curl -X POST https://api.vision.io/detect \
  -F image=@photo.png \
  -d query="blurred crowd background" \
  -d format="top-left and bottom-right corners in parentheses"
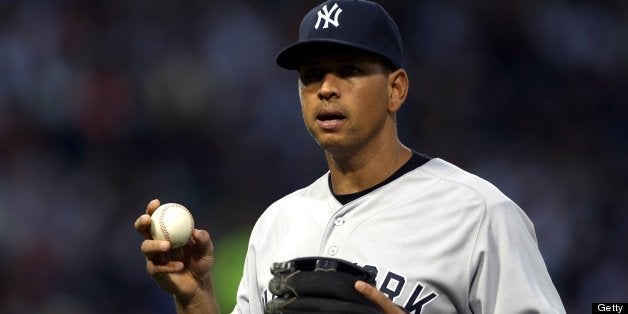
top-left (1, 0), bottom-right (626, 313)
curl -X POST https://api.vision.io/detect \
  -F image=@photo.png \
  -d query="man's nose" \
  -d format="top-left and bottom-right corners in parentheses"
top-left (318, 73), bottom-right (340, 100)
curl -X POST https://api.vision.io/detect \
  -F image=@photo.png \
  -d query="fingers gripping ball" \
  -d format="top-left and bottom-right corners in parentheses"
top-left (150, 203), bottom-right (194, 249)
top-left (265, 257), bottom-right (382, 314)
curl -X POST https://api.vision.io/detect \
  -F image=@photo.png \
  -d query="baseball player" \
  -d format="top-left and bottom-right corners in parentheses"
top-left (135, 1), bottom-right (566, 313)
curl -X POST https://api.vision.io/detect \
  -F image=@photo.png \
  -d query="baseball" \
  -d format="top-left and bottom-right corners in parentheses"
top-left (150, 203), bottom-right (194, 249)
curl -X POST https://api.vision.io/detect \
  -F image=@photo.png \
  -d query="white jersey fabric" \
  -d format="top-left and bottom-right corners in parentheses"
top-left (232, 158), bottom-right (565, 313)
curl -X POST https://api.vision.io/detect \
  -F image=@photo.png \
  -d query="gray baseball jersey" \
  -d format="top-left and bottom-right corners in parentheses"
top-left (231, 156), bottom-right (565, 313)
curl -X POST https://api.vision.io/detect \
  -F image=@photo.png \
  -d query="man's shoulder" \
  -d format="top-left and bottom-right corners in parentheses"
top-left (276, 172), bottom-right (331, 204)
top-left (416, 158), bottom-right (516, 208)
top-left (410, 158), bottom-right (534, 234)
top-left (249, 172), bottom-right (333, 238)
top-left (256, 172), bottom-right (331, 218)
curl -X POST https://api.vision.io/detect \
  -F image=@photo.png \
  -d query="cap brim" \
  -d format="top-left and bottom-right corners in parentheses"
top-left (275, 39), bottom-right (394, 70)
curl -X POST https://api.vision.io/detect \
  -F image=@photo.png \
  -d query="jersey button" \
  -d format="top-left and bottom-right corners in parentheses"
top-left (334, 217), bottom-right (345, 226)
top-left (328, 246), bottom-right (338, 256)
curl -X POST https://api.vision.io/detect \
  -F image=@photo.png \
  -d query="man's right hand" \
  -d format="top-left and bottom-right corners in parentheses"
top-left (134, 199), bottom-right (217, 312)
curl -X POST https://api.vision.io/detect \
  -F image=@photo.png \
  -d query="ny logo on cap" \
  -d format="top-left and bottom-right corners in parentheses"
top-left (315, 3), bottom-right (343, 29)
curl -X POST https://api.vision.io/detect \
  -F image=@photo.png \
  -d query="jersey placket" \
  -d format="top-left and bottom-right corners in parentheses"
top-left (319, 200), bottom-right (357, 258)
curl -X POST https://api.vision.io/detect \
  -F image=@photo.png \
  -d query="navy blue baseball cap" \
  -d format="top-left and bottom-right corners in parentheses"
top-left (276, 0), bottom-right (403, 70)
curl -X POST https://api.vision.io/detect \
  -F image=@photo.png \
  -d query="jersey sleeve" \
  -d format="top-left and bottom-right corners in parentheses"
top-left (230, 201), bottom-right (286, 314)
top-left (231, 250), bottom-right (256, 314)
top-left (230, 210), bottom-right (267, 314)
top-left (468, 197), bottom-right (565, 313)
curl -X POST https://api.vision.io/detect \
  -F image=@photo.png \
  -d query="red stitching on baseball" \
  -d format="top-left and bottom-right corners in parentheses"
top-left (159, 204), bottom-right (170, 241)
top-left (188, 209), bottom-right (194, 240)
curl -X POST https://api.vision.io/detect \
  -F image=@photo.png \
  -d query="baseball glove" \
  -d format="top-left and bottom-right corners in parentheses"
top-left (265, 256), bottom-right (382, 314)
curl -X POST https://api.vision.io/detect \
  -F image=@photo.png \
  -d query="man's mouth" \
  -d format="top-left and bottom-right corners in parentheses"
top-left (316, 110), bottom-right (346, 130)
top-left (317, 113), bottom-right (345, 121)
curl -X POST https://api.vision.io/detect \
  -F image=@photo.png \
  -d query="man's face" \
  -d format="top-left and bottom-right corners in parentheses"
top-left (298, 49), bottom-right (395, 155)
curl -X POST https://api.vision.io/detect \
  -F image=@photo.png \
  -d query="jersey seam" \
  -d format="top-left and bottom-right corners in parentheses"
top-left (419, 160), bottom-right (489, 313)
top-left (465, 195), bottom-right (487, 313)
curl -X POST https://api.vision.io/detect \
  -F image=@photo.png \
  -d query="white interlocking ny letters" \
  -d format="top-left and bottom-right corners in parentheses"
top-left (315, 3), bottom-right (343, 29)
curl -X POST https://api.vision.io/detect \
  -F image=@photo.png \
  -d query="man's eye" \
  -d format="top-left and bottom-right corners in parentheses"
top-left (300, 68), bottom-right (324, 83)
top-left (307, 68), bottom-right (323, 77)
top-left (339, 65), bottom-right (361, 77)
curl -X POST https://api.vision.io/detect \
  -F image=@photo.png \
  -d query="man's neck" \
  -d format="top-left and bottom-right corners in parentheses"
top-left (326, 141), bottom-right (412, 195)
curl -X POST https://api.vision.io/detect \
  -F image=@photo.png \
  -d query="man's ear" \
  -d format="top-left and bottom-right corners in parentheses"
top-left (388, 69), bottom-right (409, 112)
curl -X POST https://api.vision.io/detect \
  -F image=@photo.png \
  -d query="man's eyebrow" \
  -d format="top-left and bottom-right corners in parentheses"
top-left (299, 62), bottom-right (320, 67)
top-left (301, 58), bottom-right (368, 66)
